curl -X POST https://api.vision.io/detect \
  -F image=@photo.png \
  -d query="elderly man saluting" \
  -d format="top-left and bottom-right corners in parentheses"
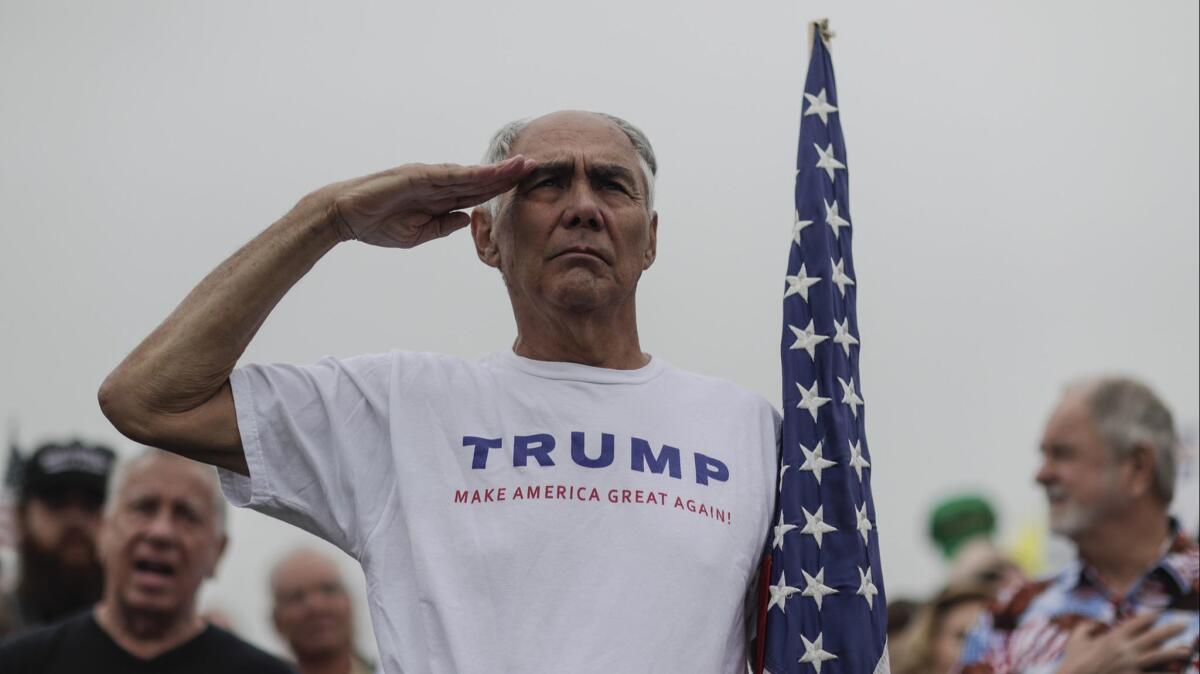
top-left (98, 111), bottom-right (778, 674)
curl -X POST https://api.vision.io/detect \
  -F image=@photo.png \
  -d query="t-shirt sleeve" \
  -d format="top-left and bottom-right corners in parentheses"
top-left (217, 353), bottom-right (396, 558)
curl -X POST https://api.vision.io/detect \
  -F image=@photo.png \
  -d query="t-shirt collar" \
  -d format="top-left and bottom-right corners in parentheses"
top-left (491, 349), bottom-right (665, 385)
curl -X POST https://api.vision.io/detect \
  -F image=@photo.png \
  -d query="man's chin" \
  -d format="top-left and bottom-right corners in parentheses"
top-left (546, 276), bottom-right (615, 312)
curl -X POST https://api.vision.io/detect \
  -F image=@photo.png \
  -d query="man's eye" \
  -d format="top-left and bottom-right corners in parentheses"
top-left (602, 181), bottom-right (627, 192)
top-left (535, 178), bottom-right (562, 188)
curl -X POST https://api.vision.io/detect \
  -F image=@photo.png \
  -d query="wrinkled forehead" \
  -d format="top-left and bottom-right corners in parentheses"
top-left (510, 112), bottom-right (640, 169)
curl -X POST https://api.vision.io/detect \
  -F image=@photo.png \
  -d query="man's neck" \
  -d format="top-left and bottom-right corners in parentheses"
top-left (297, 650), bottom-right (355, 674)
top-left (93, 601), bottom-right (206, 661)
top-left (511, 299), bottom-right (647, 369)
top-left (1074, 506), bottom-right (1171, 598)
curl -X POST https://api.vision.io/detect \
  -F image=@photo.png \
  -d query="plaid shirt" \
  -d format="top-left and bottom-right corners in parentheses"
top-left (959, 527), bottom-right (1199, 674)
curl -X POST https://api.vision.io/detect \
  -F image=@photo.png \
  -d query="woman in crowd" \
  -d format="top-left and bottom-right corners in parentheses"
top-left (890, 585), bottom-right (992, 674)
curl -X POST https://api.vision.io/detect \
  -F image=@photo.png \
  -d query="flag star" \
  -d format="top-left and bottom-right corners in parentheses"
top-left (801, 567), bottom-right (838, 610)
top-left (813, 143), bottom-right (846, 182)
top-left (832, 317), bottom-right (859, 357)
top-left (801, 505), bottom-right (837, 548)
top-left (799, 441), bottom-right (837, 484)
top-left (838, 376), bottom-right (864, 418)
top-left (856, 502), bottom-right (874, 546)
top-left (784, 263), bottom-right (821, 302)
top-left (768, 571), bottom-right (802, 613)
top-left (799, 632), bottom-right (838, 673)
top-left (830, 257), bottom-right (855, 297)
top-left (772, 511), bottom-right (797, 549)
top-left (823, 199), bottom-right (850, 238)
top-left (857, 566), bottom-right (880, 610)
top-left (787, 320), bottom-right (829, 360)
top-left (793, 210), bottom-right (814, 246)
top-left (778, 463), bottom-right (790, 491)
top-left (803, 87), bottom-right (838, 125)
top-left (849, 440), bottom-right (871, 482)
top-left (795, 381), bottom-right (831, 422)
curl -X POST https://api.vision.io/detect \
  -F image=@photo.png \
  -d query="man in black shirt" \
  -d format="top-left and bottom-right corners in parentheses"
top-left (0, 449), bottom-right (293, 673)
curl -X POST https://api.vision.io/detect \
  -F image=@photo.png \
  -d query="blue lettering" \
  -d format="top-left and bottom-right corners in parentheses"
top-left (462, 436), bottom-right (502, 469)
top-left (571, 432), bottom-right (615, 468)
top-left (514, 434), bottom-right (556, 467)
top-left (694, 452), bottom-right (729, 486)
top-left (630, 437), bottom-right (681, 479)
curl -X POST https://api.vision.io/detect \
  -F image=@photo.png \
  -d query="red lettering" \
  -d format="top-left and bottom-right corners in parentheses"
top-left (621, 489), bottom-right (633, 504)
top-left (556, 485), bottom-right (567, 499)
top-left (454, 490), bottom-right (469, 504)
top-left (470, 491), bottom-right (482, 504)
top-left (674, 496), bottom-right (685, 510)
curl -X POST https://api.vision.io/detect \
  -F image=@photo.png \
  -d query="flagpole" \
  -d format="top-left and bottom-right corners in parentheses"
top-left (809, 18), bottom-right (834, 54)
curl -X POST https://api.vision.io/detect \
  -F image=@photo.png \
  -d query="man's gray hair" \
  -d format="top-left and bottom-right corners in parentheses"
top-left (481, 112), bottom-right (658, 217)
top-left (106, 448), bottom-right (228, 535)
top-left (1070, 376), bottom-right (1178, 503)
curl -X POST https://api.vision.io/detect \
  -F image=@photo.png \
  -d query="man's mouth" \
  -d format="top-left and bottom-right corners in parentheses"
top-left (552, 246), bottom-right (608, 263)
top-left (1045, 487), bottom-right (1069, 505)
top-left (132, 559), bottom-right (177, 579)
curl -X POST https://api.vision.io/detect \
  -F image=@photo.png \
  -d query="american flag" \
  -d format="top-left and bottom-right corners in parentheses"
top-left (760, 21), bottom-right (889, 674)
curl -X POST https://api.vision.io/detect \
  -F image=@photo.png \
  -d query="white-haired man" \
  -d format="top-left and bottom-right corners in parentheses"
top-left (960, 377), bottom-right (1199, 674)
top-left (98, 111), bottom-right (778, 673)
top-left (0, 449), bottom-right (292, 673)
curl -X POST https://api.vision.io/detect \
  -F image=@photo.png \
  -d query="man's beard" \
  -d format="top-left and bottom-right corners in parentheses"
top-left (17, 530), bottom-right (104, 625)
top-left (1046, 473), bottom-right (1128, 538)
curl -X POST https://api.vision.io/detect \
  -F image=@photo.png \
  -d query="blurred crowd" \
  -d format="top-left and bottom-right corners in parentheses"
top-left (0, 375), bottom-right (1196, 673)
top-left (0, 444), bottom-right (372, 673)
top-left (886, 377), bottom-right (1199, 674)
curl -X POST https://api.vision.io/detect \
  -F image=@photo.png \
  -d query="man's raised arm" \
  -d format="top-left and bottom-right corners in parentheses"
top-left (98, 157), bottom-right (535, 475)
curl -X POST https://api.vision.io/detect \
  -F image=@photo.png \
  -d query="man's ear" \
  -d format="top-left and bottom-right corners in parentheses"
top-left (206, 533), bottom-right (229, 579)
top-left (642, 211), bottom-right (658, 270)
top-left (1125, 443), bottom-right (1157, 499)
top-left (471, 207), bottom-right (501, 269)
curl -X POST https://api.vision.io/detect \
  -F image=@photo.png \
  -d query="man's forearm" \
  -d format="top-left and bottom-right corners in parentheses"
top-left (99, 157), bottom-right (533, 461)
top-left (99, 191), bottom-right (341, 442)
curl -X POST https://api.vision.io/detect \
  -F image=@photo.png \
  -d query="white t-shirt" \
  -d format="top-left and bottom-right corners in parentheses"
top-left (219, 350), bottom-right (779, 674)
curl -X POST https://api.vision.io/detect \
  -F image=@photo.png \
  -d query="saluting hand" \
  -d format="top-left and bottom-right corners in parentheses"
top-left (320, 156), bottom-right (536, 248)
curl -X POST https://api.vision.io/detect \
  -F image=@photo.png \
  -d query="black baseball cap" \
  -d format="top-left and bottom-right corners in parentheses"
top-left (20, 440), bottom-right (116, 503)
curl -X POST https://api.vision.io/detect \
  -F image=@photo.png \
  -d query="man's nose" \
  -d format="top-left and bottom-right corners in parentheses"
top-left (144, 508), bottom-right (177, 541)
top-left (560, 183), bottom-right (604, 231)
top-left (1034, 460), bottom-right (1054, 487)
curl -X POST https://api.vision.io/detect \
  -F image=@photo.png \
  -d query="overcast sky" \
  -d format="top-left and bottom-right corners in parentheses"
top-left (2, 0), bottom-right (1197, 659)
